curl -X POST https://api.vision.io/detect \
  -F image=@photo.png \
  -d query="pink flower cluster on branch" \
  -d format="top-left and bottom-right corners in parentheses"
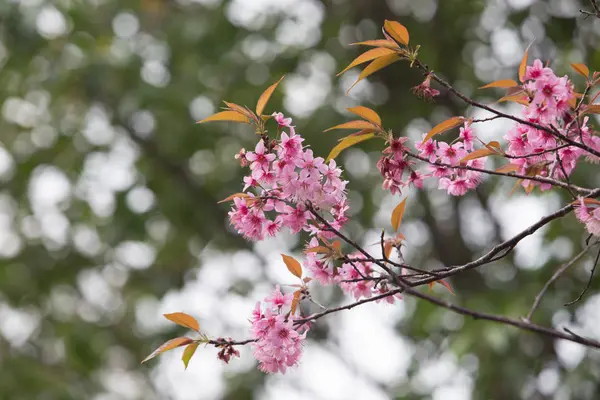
top-left (504, 60), bottom-right (600, 190)
top-left (250, 286), bottom-right (309, 374)
top-left (228, 115), bottom-right (348, 241)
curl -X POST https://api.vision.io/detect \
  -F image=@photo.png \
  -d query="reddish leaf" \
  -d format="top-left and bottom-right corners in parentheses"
top-left (479, 79), bottom-right (519, 89)
top-left (383, 20), bottom-right (410, 46)
top-left (460, 147), bottom-right (497, 163)
top-left (324, 120), bottom-right (379, 132)
top-left (571, 198), bottom-right (600, 206)
top-left (163, 312), bottom-right (200, 332)
top-left (351, 39), bottom-right (399, 49)
top-left (518, 42), bottom-right (533, 83)
top-left (217, 192), bottom-right (250, 204)
top-left (337, 47), bottom-right (397, 76)
top-left (326, 133), bottom-right (376, 162)
top-left (197, 111), bottom-right (251, 124)
top-left (347, 106), bottom-right (382, 126)
top-left (142, 337), bottom-right (194, 364)
top-left (346, 54), bottom-right (400, 94)
top-left (583, 104), bottom-right (600, 114)
top-left (256, 76), bottom-right (284, 116)
top-left (291, 290), bottom-right (302, 315)
top-left (495, 163), bottom-right (520, 173)
top-left (421, 116), bottom-right (464, 143)
top-left (182, 342), bottom-right (199, 370)
top-left (281, 254), bottom-right (303, 279)
top-left (571, 63), bottom-right (590, 79)
top-left (391, 197), bottom-right (408, 231)
top-left (428, 280), bottom-right (455, 295)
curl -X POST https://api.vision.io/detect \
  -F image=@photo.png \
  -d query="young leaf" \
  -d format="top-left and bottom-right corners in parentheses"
top-left (518, 42), bottom-right (533, 83)
top-left (256, 76), bottom-right (284, 117)
top-left (337, 47), bottom-right (397, 76)
top-left (351, 39), bottom-right (399, 49)
top-left (346, 54), bottom-right (400, 94)
top-left (571, 63), bottom-right (590, 79)
top-left (324, 120), bottom-right (379, 132)
top-left (326, 133), bottom-right (376, 162)
top-left (141, 337), bottom-right (194, 364)
top-left (197, 111), bottom-right (251, 124)
top-left (290, 290), bottom-right (302, 315)
top-left (383, 20), bottom-right (410, 46)
top-left (391, 197), bottom-right (407, 231)
top-left (182, 342), bottom-right (199, 370)
top-left (163, 312), bottom-right (201, 332)
top-left (428, 280), bottom-right (455, 295)
top-left (495, 163), bottom-right (520, 173)
top-left (304, 246), bottom-right (332, 254)
top-left (347, 106), bottom-right (382, 126)
top-left (572, 198), bottom-right (600, 206)
top-left (497, 93), bottom-right (530, 106)
top-left (479, 79), bottom-right (519, 89)
top-left (583, 104), bottom-right (600, 114)
top-left (383, 240), bottom-right (393, 259)
top-left (281, 254), bottom-right (303, 279)
top-left (217, 192), bottom-right (250, 204)
top-left (460, 147), bottom-right (497, 163)
top-left (421, 116), bottom-right (464, 143)
top-left (223, 101), bottom-right (253, 118)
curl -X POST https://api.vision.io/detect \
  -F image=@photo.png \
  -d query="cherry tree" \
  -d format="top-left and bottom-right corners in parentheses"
top-left (141, 17), bottom-right (600, 374)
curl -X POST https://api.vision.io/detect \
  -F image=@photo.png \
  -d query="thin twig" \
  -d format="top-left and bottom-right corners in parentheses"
top-left (525, 244), bottom-right (596, 321)
top-left (565, 246), bottom-right (600, 306)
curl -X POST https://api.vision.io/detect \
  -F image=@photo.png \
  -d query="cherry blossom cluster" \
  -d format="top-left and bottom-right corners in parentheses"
top-left (304, 238), bottom-right (402, 302)
top-left (228, 113), bottom-right (348, 241)
top-left (504, 59), bottom-right (600, 190)
top-left (250, 286), bottom-right (309, 374)
top-left (377, 126), bottom-right (486, 196)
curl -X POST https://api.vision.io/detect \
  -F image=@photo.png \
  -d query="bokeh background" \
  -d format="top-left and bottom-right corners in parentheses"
top-left (1, 0), bottom-right (600, 399)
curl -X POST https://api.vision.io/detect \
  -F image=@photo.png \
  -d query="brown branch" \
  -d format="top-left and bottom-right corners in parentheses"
top-left (525, 244), bottom-right (597, 322)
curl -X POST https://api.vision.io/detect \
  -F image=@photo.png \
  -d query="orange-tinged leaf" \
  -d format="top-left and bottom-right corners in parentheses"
top-left (337, 47), bottom-right (397, 76)
top-left (182, 342), bottom-right (199, 370)
top-left (422, 116), bottom-right (464, 143)
top-left (282, 254), bottom-right (303, 279)
top-left (326, 133), bottom-right (376, 162)
top-left (142, 337), bottom-right (194, 364)
top-left (223, 101), bottom-right (253, 118)
top-left (163, 312), bottom-right (200, 332)
top-left (391, 197), bottom-right (407, 231)
top-left (343, 129), bottom-right (378, 138)
top-left (571, 63), bottom-right (590, 79)
top-left (324, 120), bottom-right (379, 132)
top-left (583, 104), bottom-right (600, 114)
top-left (498, 93), bottom-right (530, 106)
top-left (383, 20), bottom-right (409, 46)
top-left (304, 246), bottom-right (331, 254)
top-left (347, 106), bottom-right (382, 126)
top-left (256, 76), bottom-right (284, 116)
top-left (290, 290), bottom-right (302, 315)
top-left (479, 79), bottom-right (519, 89)
top-left (217, 192), bottom-right (250, 204)
top-left (428, 280), bottom-right (455, 294)
top-left (351, 39), bottom-right (399, 49)
top-left (460, 147), bottom-right (497, 163)
top-left (495, 163), bottom-right (520, 173)
top-left (197, 111), bottom-right (251, 124)
top-left (384, 241), bottom-right (393, 259)
top-left (571, 198), bottom-right (600, 206)
top-left (346, 54), bottom-right (400, 94)
top-left (518, 43), bottom-right (533, 83)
